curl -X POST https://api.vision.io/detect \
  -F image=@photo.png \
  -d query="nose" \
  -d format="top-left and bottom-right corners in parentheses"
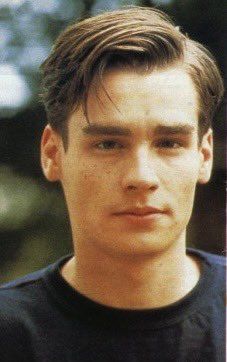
top-left (121, 145), bottom-right (159, 192)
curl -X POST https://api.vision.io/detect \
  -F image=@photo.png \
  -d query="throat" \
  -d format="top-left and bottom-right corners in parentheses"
top-left (61, 251), bottom-right (201, 310)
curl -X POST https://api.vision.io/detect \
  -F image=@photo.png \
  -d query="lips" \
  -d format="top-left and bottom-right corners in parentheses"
top-left (112, 206), bottom-right (165, 228)
top-left (114, 206), bottom-right (164, 216)
top-left (112, 206), bottom-right (167, 229)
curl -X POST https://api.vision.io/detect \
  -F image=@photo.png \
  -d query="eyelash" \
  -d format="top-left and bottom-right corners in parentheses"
top-left (155, 139), bottom-right (184, 149)
top-left (93, 138), bottom-right (185, 152)
top-left (93, 139), bottom-right (123, 150)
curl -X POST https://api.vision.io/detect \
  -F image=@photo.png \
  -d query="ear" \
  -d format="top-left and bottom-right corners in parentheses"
top-left (198, 128), bottom-right (213, 184)
top-left (41, 125), bottom-right (63, 182)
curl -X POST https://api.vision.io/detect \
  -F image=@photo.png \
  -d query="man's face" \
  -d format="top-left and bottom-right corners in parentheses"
top-left (42, 66), bottom-right (212, 257)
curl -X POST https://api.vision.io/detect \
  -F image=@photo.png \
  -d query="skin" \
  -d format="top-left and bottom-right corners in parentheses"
top-left (41, 66), bottom-right (213, 309)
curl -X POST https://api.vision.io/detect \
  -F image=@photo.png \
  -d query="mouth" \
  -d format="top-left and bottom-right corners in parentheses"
top-left (114, 207), bottom-right (164, 216)
top-left (113, 207), bottom-right (166, 227)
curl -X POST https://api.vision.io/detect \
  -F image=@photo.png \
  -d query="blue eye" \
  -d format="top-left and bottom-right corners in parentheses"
top-left (96, 140), bottom-right (123, 150)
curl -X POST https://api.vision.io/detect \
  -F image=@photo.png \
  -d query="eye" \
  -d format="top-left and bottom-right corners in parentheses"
top-left (156, 139), bottom-right (183, 149)
top-left (95, 140), bottom-right (123, 150)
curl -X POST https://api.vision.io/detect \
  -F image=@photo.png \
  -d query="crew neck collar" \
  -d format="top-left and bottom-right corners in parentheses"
top-left (42, 248), bottom-right (213, 330)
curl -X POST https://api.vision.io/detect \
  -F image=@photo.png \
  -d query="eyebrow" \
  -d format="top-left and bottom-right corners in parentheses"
top-left (82, 124), bottom-right (196, 136)
top-left (82, 125), bottom-right (131, 136)
top-left (153, 124), bottom-right (196, 136)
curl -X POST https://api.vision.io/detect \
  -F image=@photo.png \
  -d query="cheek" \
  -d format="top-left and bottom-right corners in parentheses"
top-left (80, 162), bottom-right (112, 183)
top-left (162, 155), bottom-right (200, 199)
top-left (176, 176), bottom-right (199, 215)
top-left (73, 162), bottom-right (114, 204)
top-left (167, 153), bottom-right (200, 180)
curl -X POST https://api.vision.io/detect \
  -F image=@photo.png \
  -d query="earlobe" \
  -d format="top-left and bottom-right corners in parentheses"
top-left (41, 125), bottom-right (62, 182)
top-left (198, 128), bottom-right (213, 184)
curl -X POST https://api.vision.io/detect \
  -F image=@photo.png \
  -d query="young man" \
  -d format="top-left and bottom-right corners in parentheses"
top-left (0, 6), bottom-right (225, 361)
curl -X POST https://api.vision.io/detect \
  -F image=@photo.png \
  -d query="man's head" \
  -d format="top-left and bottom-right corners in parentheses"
top-left (40, 6), bottom-right (224, 148)
top-left (40, 6), bottom-right (223, 258)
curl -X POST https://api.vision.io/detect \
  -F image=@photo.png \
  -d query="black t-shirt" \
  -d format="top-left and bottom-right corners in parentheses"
top-left (0, 248), bottom-right (225, 361)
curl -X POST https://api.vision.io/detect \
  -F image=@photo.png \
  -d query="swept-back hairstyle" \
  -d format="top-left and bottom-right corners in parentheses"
top-left (40, 6), bottom-right (224, 147)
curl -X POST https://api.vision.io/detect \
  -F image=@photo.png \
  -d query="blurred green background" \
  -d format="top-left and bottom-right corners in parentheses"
top-left (0, 0), bottom-right (226, 283)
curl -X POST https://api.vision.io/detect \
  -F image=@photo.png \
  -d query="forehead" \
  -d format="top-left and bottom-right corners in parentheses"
top-left (70, 66), bottom-right (199, 132)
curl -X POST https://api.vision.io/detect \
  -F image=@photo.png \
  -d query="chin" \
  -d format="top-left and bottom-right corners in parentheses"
top-left (96, 233), bottom-right (177, 258)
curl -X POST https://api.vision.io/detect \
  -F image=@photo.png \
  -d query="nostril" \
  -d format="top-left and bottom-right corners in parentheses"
top-left (127, 185), bottom-right (137, 191)
top-left (125, 182), bottom-right (159, 192)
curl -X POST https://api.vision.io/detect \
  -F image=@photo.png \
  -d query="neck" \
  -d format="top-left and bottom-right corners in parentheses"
top-left (61, 235), bottom-right (201, 309)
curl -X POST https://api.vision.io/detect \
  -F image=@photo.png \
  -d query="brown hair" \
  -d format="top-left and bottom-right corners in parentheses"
top-left (40, 6), bottom-right (224, 147)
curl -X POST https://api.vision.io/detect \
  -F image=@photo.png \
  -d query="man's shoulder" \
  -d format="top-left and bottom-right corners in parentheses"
top-left (188, 247), bottom-right (226, 267)
top-left (0, 254), bottom-right (71, 312)
top-left (188, 248), bottom-right (226, 300)
top-left (0, 254), bottom-right (70, 294)
top-left (1, 267), bottom-right (46, 290)
top-left (0, 266), bottom-right (48, 317)
top-left (0, 266), bottom-right (54, 360)
top-left (0, 263), bottom-right (49, 291)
